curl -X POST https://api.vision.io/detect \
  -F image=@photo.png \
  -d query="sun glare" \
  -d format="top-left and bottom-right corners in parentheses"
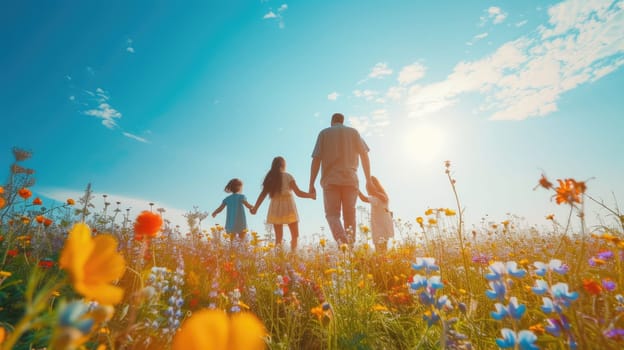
top-left (403, 124), bottom-right (447, 164)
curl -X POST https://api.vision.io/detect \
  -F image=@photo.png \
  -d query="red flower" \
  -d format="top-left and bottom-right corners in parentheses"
top-left (36, 215), bottom-right (45, 224)
top-left (583, 278), bottom-right (603, 295)
top-left (7, 249), bottom-right (18, 257)
top-left (555, 178), bottom-right (586, 205)
top-left (18, 188), bottom-right (32, 200)
top-left (32, 197), bottom-right (43, 205)
top-left (38, 259), bottom-right (55, 269)
top-left (43, 218), bottom-right (53, 227)
top-left (134, 211), bottom-right (163, 241)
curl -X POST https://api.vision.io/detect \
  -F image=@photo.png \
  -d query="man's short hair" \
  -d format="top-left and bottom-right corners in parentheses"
top-left (331, 113), bottom-right (344, 124)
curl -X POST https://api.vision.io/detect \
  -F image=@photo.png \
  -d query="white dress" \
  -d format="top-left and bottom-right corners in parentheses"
top-left (370, 196), bottom-right (394, 244)
top-left (266, 172), bottom-right (299, 224)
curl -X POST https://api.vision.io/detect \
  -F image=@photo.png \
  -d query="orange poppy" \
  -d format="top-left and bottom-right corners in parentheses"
top-left (0, 197), bottom-right (5, 209)
top-left (36, 215), bottom-right (45, 224)
top-left (44, 218), bottom-right (53, 227)
top-left (134, 211), bottom-right (163, 241)
top-left (32, 197), bottom-right (43, 205)
top-left (537, 174), bottom-right (553, 189)
top-left (582, 278), bottom-right (603, 295)
top-left (18, 188), bottom-right (32, 200)
top-left (67, 198), bottom-right (75, 206)
top-left (554, 178), bottom-right (585, 205)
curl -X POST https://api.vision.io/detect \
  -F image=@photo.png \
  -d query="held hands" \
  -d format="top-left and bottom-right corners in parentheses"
top-left (250, 206), bottom-right (258, 215)
top-left (309, 185), bottom-right (317, 200)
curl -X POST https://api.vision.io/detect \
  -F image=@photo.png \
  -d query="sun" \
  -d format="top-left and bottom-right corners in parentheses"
top-left (402, 124), bottom-right (447, 164)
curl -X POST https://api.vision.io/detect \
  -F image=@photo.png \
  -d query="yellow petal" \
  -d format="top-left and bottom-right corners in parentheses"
top-left (75, 282), bottom-right (124, 305)
top-left (60, 223), bottom-right (94, 283)
top-left (83, 235), bottom-right (126, 284)
top-left (172, 310), bottom-right (229, 350)
top-left (229, 312), bottom-right (266, 350)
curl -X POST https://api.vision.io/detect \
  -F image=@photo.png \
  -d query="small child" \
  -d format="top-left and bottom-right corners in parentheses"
top-left (212, 178), bottom-right (254, 240)
top-left (251, 156), bottom-right (313, 252)
top-left (358, 176), bottom-right (394, 253)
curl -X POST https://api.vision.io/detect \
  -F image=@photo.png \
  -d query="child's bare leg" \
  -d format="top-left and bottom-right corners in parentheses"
top-left (274, 224), bottom-right (284, 246)
top-left (287, 222), bottom-right (299, 252)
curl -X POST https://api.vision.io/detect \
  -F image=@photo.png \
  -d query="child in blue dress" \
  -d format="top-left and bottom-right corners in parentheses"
top-left (212, 178), bottom-right (254, 240)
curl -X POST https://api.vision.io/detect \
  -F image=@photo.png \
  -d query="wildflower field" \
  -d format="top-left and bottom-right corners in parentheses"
top-left (1, 148), bottom-right (623, 350)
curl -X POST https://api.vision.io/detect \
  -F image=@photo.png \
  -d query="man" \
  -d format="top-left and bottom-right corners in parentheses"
top-left (309, 113), bottom-right (372, 245)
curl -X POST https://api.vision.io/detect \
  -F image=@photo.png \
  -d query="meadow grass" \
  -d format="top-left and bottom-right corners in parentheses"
top-left (1, 148), bottom-right (623, 350)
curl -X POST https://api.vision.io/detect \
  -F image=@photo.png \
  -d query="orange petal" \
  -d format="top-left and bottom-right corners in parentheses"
top-left (229, 312), bottom-right (266, 350)
top-left (172, 310), bottom-right (229, 350)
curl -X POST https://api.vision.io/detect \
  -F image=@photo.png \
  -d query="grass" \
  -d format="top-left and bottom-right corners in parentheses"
top-left (1, 148), bottom-right (623, 349)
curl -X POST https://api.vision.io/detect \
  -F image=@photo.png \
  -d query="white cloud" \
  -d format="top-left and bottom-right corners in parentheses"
top-left (126, 38), bottom-right (135, 53)
top-left (263, 3), bottom-right (287, 28)
top-left (353, 89), bottom-right (379, 101)
top-left (263, 11), bottom-right (277, 19)
top-left (474, 32), bottom-right (489, 40)
top-left (516, 20), bottom-right (528, 27)
top-left (84, 103), bottom-right (122, 128)
top-left (327, 92), bottom-right (339, 100)
top-left (123, 132), bottom-right (149, 143)
top-left (386, 86), bottom-right (405, 100)
top-left (398, 62), bottom-right (426, 85)
top-left (39, 187), bottom-right (190, 231)
top-left (347, 115), bottom-right (370, 134)
top-left (488, 6), bottom-right (508, 24)
top-left (403, 0), bottom-right (624, 121)
top-left (368, 62), bottom-right (393, 78)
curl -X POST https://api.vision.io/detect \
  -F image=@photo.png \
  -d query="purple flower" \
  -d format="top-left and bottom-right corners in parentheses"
top-left (602, 279), bottom-right (617, 292)
top-left (472, 253), bottom-right (489, 265)
top-left (604, 328), bottom-right (624, 340)
top-left (486, 281), bottom-right (507, 301)
top-left (597, 250), bottom-right (614, 260)
top-left (534, 259), bottom-right (569, 276)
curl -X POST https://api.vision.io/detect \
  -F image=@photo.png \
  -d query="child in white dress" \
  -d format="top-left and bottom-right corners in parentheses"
top-left (251, 156), bottom-right (313, 252)
top-left (358, 176), bottom-right (394, 252)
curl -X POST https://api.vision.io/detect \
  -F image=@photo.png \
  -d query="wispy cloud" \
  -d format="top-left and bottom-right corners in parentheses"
top-left (126, 38), bottom-right (135, 53)
top-left (353, 89), bottom-right (379, 101)
top-left (368, 62), bottom-right (393, 79)
top-left (327, 92), bottom-right (339, 101)
top-left (263, 3), bottom-right (288, 28)
top-left (398, 62), bottom-right (426, 85)
top-left (515, 20), bottom-right (528, 27)
top-left (480, 6), bottom-right (508, 25)
top-left (401, 0), bottom-right (624, 120)
top-left (348, 109), bottom-right (390, 136)
top-left (123, 132), bottom-right (148, 143)
top-left (83, 88), bottom-right (121, 129)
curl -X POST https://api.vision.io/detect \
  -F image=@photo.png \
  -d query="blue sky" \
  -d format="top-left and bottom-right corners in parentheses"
top-left (1, 0), bottom-right (623, 242)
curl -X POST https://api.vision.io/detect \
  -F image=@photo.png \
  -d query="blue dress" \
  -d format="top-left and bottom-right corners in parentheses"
top-left (223, 193), bottom-right (247, 234)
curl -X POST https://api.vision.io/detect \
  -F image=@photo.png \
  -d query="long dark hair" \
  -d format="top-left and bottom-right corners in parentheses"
top-left (262, 156), bottom-right (284, 197)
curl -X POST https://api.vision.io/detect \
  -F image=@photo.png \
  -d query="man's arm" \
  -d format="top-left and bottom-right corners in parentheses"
top-left (360, 150), bottom-right (373, 194)
top-left (309, 157), bottom-right (321, 199)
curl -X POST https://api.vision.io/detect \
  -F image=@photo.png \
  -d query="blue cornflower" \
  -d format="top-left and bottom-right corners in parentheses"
top-left (551, 282), bottom-right (579, 306)
top-left (545, 318), bottom-right (563, 337)
top-left (428, 275), bottom-right (444, 290)
top-left (409, 274), bottom-right (428, 291)
top-left (533, 259), bottom-right (569, 276)
top-left (486, 261), bottom-right (526, 281)
top-left (496, 329), bottom-right (539, 350)
top-left (541, 297), bottom-right (559, 314)
top-left (492, 297), bottom-right (526, 320)
top-left (486, 280), bottom-right (507, 301)
top-left (436, 295), bottom-right (453, 311)
top-left (531, 279), bottom-right (549, 295)
top-left (58, 301), bottom-right (95, 334)
top-left (423, 310), bottom-right (440, 326)
top-left (411, 257), bottom-right (439, 273)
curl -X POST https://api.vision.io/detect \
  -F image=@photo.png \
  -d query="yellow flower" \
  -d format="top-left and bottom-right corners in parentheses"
top-left (444, 208), bottom-right (456, 216)
top-left (319, 238), bottom-right (326, 248)
top-left (59, 223), bottom-right (126, 305)
top-left (372, 304), bottom-right (388, 312)
top-left (360, 225), bottom-right (370, 233)
top-left (0, 326), bottom-right (5, 345)
top-left (416, 217), bottom-right (424, 225)
top-left (424, 208), bottom-right (434, 216)
top-left (172, 310), bottom-right (266, 350)
top-left (428, 218), bottom-right (437, 225)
